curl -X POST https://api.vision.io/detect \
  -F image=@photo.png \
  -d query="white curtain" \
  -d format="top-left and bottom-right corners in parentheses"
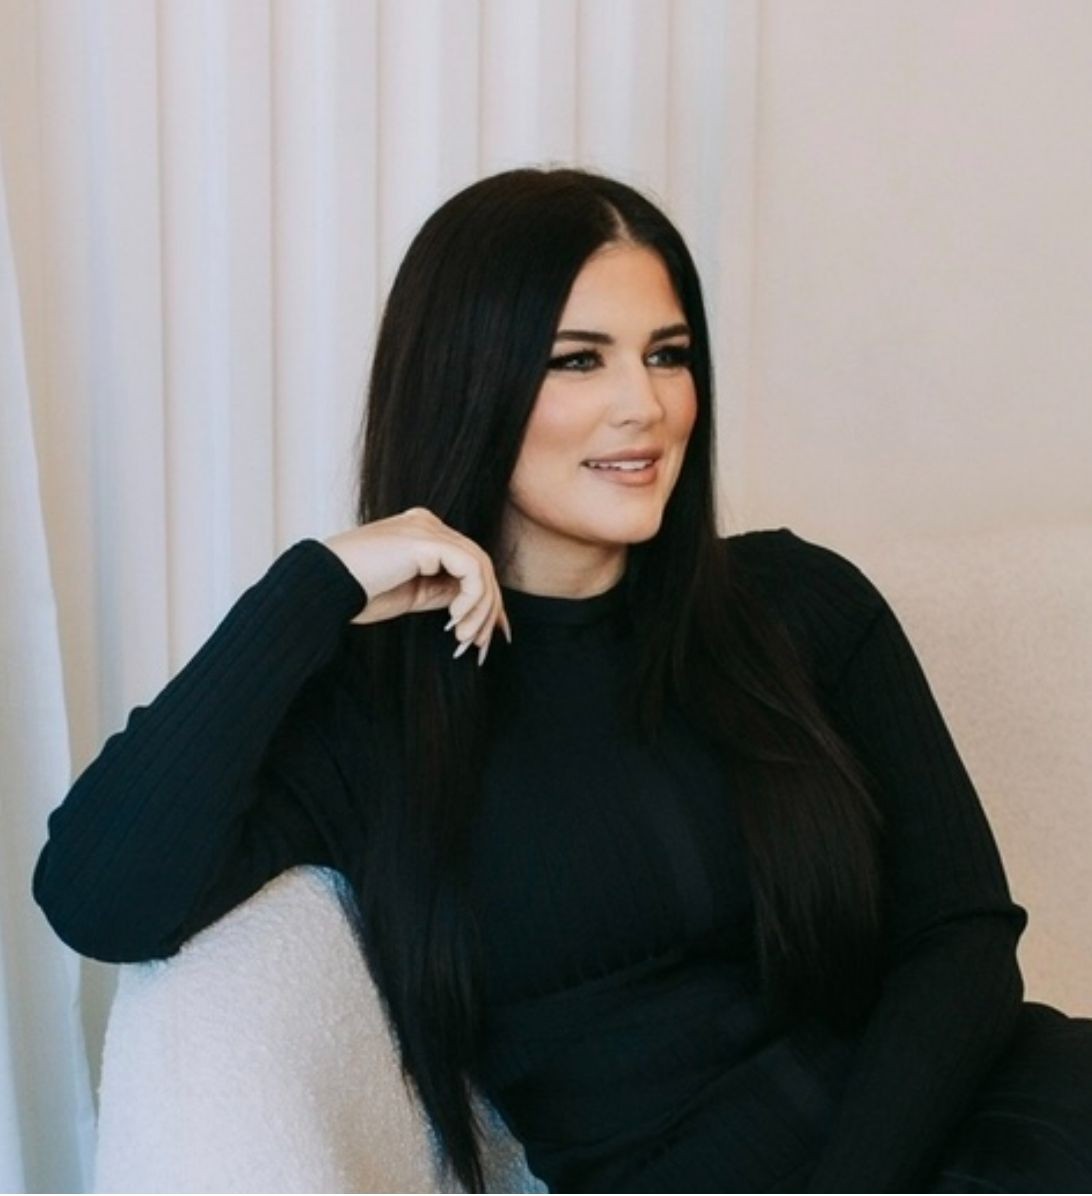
top-left (0, 1), bottom-right (755, 1189)
top-left (0, 137), bottom-right (97, 1195)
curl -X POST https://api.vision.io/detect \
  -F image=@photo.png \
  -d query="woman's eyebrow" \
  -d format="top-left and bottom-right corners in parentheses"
top-left (553, 322), bottom-right (691, 345)
top-left (649, 322), bottom-right (691, 342)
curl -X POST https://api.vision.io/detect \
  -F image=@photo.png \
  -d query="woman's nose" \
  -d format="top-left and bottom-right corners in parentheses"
top-left (613, 359), bottom-right (665, 423)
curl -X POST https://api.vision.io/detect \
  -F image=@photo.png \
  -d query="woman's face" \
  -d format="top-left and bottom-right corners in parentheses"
top-left (499, 241), bottom-right (698, 595)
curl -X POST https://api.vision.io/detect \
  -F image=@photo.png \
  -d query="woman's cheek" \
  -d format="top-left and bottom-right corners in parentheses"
top-left (528, 385), bottom-right (597, 449)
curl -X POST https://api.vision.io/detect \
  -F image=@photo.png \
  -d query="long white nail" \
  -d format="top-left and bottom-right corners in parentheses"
top-left (453, 639), bottom-right (472, 659)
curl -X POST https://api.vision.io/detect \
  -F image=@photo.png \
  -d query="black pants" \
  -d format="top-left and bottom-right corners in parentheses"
top-left (552, 1000), bottom-right (1092, 1193)
top-left (928, 1001), bottom-right (1092, 1193)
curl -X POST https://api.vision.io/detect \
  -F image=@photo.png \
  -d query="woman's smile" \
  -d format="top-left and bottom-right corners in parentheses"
top-left (580, 458), bottom-right (660, 484)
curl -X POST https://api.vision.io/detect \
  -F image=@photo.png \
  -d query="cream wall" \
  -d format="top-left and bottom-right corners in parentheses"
top-left (741, 2), bottom-right (1092, 539)
top-left (736, 2), bottom-right (1092, 1011)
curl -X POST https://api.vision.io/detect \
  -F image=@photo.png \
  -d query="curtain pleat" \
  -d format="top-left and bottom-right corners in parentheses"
top-left (270, 0), bottom-right (379, 546)
top-left (0, 133), bottom-right (96, 1195)
top-left (159, 0), bottom-right (276, 664)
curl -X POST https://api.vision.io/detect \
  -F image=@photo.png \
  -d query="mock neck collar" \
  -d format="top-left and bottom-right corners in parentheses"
top-left (499, 572), bottom-right (628, 628)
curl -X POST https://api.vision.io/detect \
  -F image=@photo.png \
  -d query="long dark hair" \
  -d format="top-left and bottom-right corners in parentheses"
top-left (338, 167), bottom-right (883, 1192)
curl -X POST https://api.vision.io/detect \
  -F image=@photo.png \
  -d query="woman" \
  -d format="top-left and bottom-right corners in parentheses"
top-left (33, 167), bottom-right (1092, 1193)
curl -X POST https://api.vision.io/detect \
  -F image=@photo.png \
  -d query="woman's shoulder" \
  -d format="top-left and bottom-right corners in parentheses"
top-left (723, 526), bottom-right (885, 610)
top-left (722, 526), bottom-right (889, 688)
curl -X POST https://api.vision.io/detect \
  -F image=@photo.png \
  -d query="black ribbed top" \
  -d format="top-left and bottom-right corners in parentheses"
top-left (31, 528), bottom-right (1028, 1193)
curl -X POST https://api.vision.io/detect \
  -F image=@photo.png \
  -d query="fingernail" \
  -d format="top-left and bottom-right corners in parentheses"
top-left (502, 613), bottom-right (512, 644)
top-left (478, 640), bottom-right (490, 667)
top-left (453, 639), bottom-right (472, 659)
top-left (444, 615), bottom-right (458, 631)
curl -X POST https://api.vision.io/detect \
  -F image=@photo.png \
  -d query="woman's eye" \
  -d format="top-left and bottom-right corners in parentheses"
top-left (547, 350), bottom-right (602, 372)
top-left (647, 344), bottom-right (692, 368)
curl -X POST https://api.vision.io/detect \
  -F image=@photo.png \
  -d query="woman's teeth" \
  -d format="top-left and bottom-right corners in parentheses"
top-left (584, 460), bottom-right (654, 471)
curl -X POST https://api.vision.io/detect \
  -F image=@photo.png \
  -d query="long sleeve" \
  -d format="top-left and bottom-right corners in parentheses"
top-left (32, 538), bottom-right (371, 964)
top-left (796, 542), bottom-right (1028, 1192)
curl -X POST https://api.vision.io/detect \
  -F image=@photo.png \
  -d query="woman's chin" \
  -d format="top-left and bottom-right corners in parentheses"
top-left (579, 508), bottom-right (665, 545)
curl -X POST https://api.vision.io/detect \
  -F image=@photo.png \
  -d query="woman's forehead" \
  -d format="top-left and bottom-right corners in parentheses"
top-left (558, 243), bottom-right (684, 329)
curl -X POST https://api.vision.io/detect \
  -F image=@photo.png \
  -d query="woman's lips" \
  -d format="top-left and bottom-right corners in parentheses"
top-left (581, 460), bottom-right (660, 486)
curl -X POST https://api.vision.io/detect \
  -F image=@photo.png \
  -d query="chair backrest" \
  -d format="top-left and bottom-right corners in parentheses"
top-left (850, 523), bottom-right (1092, 1009)
top-left (94, 865), bottom-right (546, 1193)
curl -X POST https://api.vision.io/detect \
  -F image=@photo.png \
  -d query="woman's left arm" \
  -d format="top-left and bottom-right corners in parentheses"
top-left (803, 571), bottom-right (1028, 1193)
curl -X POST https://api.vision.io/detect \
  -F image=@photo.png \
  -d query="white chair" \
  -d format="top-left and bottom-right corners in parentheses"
top-left (93, 865), bottom-right (546, 1194)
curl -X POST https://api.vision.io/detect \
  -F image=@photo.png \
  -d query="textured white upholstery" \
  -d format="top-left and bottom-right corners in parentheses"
top-left (93, 866), bottom-right (546, 1194)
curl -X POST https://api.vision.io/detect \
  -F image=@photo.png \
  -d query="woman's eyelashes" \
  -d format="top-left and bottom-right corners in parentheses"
top-left (546, 343), bottom-right (692, 373)
top-left (547, 349), bottom-right (602, 372)
top-left (648, 344), bottom-right (692, 368)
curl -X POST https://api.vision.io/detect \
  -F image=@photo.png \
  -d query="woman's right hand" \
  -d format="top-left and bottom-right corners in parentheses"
top-left (323, 508), bottom-right (512, 665)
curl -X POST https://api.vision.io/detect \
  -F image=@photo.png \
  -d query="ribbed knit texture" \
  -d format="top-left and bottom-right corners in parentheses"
top-left (32, 528), bottom-right (1029, 1193)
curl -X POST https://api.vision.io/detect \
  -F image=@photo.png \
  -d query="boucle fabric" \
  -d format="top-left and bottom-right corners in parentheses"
top-left (94, 865), bottom-right (544, 1193)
